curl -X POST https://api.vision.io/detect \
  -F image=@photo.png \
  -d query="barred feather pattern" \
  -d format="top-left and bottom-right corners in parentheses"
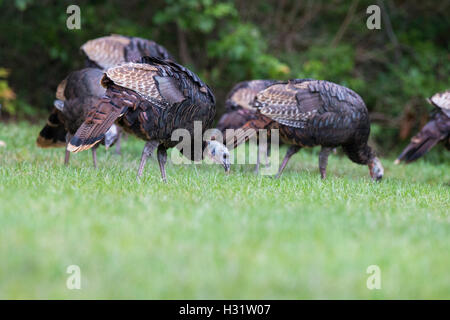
top-left (219, 80), bottom-right (277, 143)
top-left (233, 79), bottom-right (376, 165)
top-left (225, 80), bottom-right (277, 111)
top-left (69, 57), bottom-right (216, 161)
top-left (81, 35), bottom-right (173, 70)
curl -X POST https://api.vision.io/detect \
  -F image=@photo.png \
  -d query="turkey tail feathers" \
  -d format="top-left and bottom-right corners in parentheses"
top-left (36, 109), bottom-right (67, 148)
top-left (396, 136), bottom-right (441, 164)
top-left (396, 118), bottom-right (445, 164)
top-left (229, 116), bottom-right (275, 149)
top-left (230, 122), bottom-right (258, 149)
top-left (67, 98), bottom-right (126, 153)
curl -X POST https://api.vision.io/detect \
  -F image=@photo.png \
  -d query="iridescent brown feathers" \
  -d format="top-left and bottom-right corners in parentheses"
top-left (396, 90), bottom-right (450, 164)
top-left (68, 56), bottom-right (228, 180)
top-left (81, 35), bottom-right (174, 70)
top-left (229, 79), bottom-right (382, 180)
top-left (68, 56), bottom-right (216, 154)
top-left (37, 68), bottom-right (112, 150)
top-left (225, 80), bottom-right (277, 111)
top-left (218, 80), bottom-right (277, 145)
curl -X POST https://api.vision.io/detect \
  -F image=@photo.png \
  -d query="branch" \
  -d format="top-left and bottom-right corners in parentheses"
top-left (177, 24), bottom-right (193, 66)
top-left (331, 0), bottom-right (359, 47)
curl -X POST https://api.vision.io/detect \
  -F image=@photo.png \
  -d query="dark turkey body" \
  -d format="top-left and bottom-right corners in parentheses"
top-left (232, 79), bottom-right (382, 179)
top-left (396, 109), bottom-right (450, 163)
top-left (217, 109), bottom-right (259, 132)
top-left (68, 57), bottom-right (218, 180)
top-left (434, 111), bottom-right (450, 148)
top-left (276, 107), bottom-right (370, 148)
top-left (225, 80), bottom-right (278, 111)
top-left (108, 85), bottom-right (214, 160)
top-left (258, 80), bottom-right (372, 164)
top-left (62, 68), bottom-right (105, 135)
top-left (426, 111), bottom-right (450, 151)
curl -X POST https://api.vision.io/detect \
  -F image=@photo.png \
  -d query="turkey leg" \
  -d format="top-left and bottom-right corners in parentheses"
top-left (64, 148), bottom-right (71, 165)
top-left (157, 145), bottom-right (168, 183)
top-left (64, 133), bottom-right (73, 165)
top-left (266, 143), bottom-right (271, 166)
top-left (115, 131), bottom-right (122, 155)
top-left (319, 147), bottom-right (332, 179)
top-left (137, 140), bottom-right (159, 180)
top-left (275, 145), bottom-right (301, 178)
top-left (92, 144), bottom-right (99, 169)
top-left (255, 141), bottom-right (271, 174)
top-left (254, 143), bottom-right (261, 174)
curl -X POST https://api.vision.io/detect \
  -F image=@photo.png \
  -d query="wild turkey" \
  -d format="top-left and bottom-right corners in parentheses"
top-left (218, 80), bottom-right (277, 130)
top-left (81, 34), bottom-right (174, 70)
top-left (67, 57), bottom-right (230, 182)
top-left (231, 79), bottom-right (384, 180)
top-left (217, 80), bottom-right (277, 172)
top-left (36, 68), bottom-right (119, 167)
top-left (395, 90), bottom-right (450, 164)
top-left (81, 34), bottom-right (174, 154)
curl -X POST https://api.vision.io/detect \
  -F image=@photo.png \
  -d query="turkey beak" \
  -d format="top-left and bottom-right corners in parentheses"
top-left (371, 172), bottom-right (383, 182)
top-left (369, 157), bottom-right (384, 182)
top-left (223, 162), bottom-right (230, 174)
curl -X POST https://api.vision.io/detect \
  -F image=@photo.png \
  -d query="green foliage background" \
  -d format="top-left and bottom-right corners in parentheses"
top-left (0, 0), bottom-right (449, 153)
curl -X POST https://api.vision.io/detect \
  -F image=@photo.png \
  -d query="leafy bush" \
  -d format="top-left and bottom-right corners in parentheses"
top-left (0, 68), bottom-right (17, 115)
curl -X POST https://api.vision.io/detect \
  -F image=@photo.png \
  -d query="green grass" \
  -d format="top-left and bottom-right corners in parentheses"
top-left (0, 121), bottom-right (449, 299)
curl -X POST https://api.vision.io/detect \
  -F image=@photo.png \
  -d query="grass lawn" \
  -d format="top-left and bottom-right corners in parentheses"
top-left (0, 121), bottom-right (449, 299)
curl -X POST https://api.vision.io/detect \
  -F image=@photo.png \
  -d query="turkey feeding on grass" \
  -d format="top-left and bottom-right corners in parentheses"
top-left (231, 79), bottom-right (384, 181)
top-left (36, 68), bottom-right (119, 168)
top-left (217, 80), bottom-right (278, 173)
top-left (396, 90), bottom-right (450, 164)
top-left (67, 57), bottom-right (230, 182)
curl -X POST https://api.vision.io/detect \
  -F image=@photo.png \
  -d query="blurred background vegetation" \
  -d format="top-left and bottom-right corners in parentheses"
top-left (0, 0), bottom-right (449, 154)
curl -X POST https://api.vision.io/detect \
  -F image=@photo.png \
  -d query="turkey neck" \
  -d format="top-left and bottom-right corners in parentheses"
top-left (342, 142), bottom-right (377, 165)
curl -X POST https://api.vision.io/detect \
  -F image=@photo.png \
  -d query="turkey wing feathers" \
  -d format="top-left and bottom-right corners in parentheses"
top-left (124, 37), bottom-right (173, 62)
top-left (69, 57), bottom-right (215, 153)
top-left (81, 35), bottom-right (130, 70)
top-left (67, 99), bottom-right (126, 152)
top-left (256, 80), bottom-right (366, 129)
top-left (226, 80), bottom-right (277, 111)
top-left (81, 35), bottom-right (173, 70)
top-left (256, 82), bottom-right (320, 128)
